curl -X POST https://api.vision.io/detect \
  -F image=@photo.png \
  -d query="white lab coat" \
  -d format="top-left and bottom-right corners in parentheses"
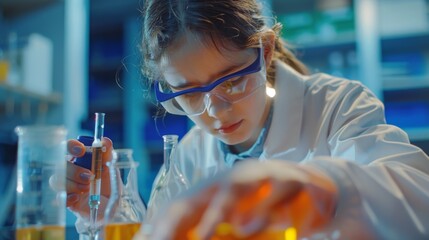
top-left (147, 61), bottom-right (429, 239)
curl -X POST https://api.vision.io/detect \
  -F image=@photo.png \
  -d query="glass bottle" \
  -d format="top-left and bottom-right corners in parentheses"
top-left (146, 135), bottom-right (190, 220)
top-left (103, 149), bottom-right (146, 240)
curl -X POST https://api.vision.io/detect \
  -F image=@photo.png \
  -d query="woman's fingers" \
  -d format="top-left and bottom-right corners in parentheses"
top-left (212, 163), bottom-right (334, 238)
top-left (66, 192), bottom-right (81, 206)
top-left (100, 159), bottom-right (112, 198)
top-left (67, 139), bottom-right (86, 157)
top-left (101, 137), bottom-right (113, 165)
top-left (195, 178), bottom-right (303, 239)
top-left (67, 137), bottom-right (113, 163)
top-left (66, 178), bottom-right (90, 195)
top-left (230, 179), bottom-right (303, 235)
top-left (147, 184), bottom-right (220, 240)
top-left (65, 137), bottom-right (112, 192)
top-left (67, 193), bottom-right (110, 221)
top-left (194, 184), bottom-right (236, 238)
top-left (66, 161), bottom-right (92, 185)
top-left (143, 161), bottom-right (338, 240)
top-left (64, 137), bottom-right (114, 216)
top-left (66, 161), bottom-right (91, 207)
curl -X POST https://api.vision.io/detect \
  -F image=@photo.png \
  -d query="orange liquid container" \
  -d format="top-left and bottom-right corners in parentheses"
top-left (16, 225), bottom-right (65, 240)
top-left (188, 180), bottom-right (330, 240)
top-left (104, 223), bottom-right (142, 240)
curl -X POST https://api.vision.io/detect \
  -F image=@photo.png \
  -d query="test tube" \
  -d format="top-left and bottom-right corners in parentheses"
top-left (89, 112), bottom-right (105, 235)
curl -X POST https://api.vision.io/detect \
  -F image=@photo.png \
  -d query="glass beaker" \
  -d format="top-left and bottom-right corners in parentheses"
top-left (14, 125), bottom-right (67, 240)
top-left (104, 149), bottom-right (146, 240)
top-left (146, 135), bottom-right (190, 220)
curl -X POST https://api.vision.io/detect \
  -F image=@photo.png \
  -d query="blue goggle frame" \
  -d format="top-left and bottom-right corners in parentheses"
top-left (155, 48), bottom-right (262, 103)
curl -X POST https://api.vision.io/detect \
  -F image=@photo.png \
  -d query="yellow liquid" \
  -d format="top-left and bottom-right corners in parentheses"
top-left (0, 61), bottom-right (8, 82)
top-left (104, 223), bottom-right (141, 240)
top-left (186, 224), bottom-right (296, 240)
top-left (16, 225), bottom-right (65, 240)
top-left (91, 146), bottom-right (103, 180)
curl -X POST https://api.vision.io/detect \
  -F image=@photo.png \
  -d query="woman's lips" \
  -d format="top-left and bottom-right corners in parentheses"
top-left (218, 120), bottom-right (243, 134)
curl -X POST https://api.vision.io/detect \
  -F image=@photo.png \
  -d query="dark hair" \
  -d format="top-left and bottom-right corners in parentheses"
top-left (141, 0), bottom-right (308, 86)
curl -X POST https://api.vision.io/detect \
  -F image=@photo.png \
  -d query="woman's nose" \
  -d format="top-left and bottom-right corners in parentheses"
top-left (205, 93), bottom-right (232, 118)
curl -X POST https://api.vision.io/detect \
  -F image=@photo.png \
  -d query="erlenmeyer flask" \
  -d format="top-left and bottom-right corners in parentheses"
top-left (146, 135), bottom-right (190, 220)
top-left (103, 149), bottom-right (146, 240)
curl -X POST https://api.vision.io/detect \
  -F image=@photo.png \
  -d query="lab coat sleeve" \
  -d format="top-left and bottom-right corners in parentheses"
top-left (314, 80), bottom-right (429, 238)
top-left (310, 158), bottom-right (429, 239)
top-left (326, 79), bottom-right (424, 165)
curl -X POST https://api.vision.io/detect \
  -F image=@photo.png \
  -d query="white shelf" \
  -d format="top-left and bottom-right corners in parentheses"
top-left (383, 76), bottom-right (429, 90)
top-left (403, 127), bottom-right (429, 141)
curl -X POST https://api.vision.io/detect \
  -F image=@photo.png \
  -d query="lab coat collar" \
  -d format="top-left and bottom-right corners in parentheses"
top-left (262, 60), bottom-right (305, 158)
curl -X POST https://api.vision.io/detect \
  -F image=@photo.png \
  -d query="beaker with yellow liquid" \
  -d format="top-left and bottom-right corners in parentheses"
top-left (104, 149), bottom-right (146, 240)
top-left (15, 225), bottom-right (65, 240)
top-left (14, 126), bottom-right (67, 240)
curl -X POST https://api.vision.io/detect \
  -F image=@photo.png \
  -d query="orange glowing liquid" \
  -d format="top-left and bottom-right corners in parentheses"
top-left (16, 225), bottom-right (65, 240)
top-left (104, 223), bottom-right (141, 240)
top-left (188, 224), bottom-right (296, 240)
top-left (186, 181), bottom-right (328, 240)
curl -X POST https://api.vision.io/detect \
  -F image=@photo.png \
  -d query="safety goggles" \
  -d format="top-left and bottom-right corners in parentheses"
top-left (155, 48), bottom-right (266, 116)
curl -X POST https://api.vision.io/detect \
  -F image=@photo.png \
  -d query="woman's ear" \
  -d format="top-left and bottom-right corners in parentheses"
top-left (262, 30), bottom-right (276, 69)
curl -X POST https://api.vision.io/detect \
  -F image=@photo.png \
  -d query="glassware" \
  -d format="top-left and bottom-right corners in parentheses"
top-left (146, 135), bottom-right (190, 220)
top-left (14, 125), bottom-right (67, 240)
top-left (104, 149), bottom-right (146, 240)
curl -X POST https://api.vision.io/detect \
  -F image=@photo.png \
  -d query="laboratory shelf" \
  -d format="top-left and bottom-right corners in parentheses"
top-left (291, 36), bottom-right (356, 57)
top-left (289, 31), bottom-right (429, 58)
top-left (88, 94), bottom-right (123, 111)
top-left (403, 127), bottom-right (429, 142)
top-left (0, 0), bottom-right (59, 19)
top-left (383, 76), bottom-right (429, 91)
top-left (292, 34), bottom-right (356, 48)
top-left (381, 31), bottom-right (429, 53)
top-left (291, 31), bottom-right (429, 48)
top-left (0, 82), bottom-right (61, 104)
top-left (0, 83), bottom-right (62, 143)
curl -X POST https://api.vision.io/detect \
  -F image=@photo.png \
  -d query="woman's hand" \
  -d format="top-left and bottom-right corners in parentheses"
top-left (64, 137), bottom-right (113, 220)
top-left (141, 160), bottom-right (338, 240)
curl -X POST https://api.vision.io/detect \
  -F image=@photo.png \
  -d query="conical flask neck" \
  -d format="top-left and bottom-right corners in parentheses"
top-left (163, 135), bottom-right (178, 172)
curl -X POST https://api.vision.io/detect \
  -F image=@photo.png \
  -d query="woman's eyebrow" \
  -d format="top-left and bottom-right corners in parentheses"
top-left (213, 64), bottom-right (244, 81)
top-left (172, 63), bottom-right (245, 89)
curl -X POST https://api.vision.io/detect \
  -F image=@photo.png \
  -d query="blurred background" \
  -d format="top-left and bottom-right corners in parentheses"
top-left (0, 0), bottom-right (428, 238)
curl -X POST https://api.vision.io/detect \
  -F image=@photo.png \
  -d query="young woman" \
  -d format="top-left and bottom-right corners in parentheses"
top-left (66, 0), bottom-right (429, 239)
